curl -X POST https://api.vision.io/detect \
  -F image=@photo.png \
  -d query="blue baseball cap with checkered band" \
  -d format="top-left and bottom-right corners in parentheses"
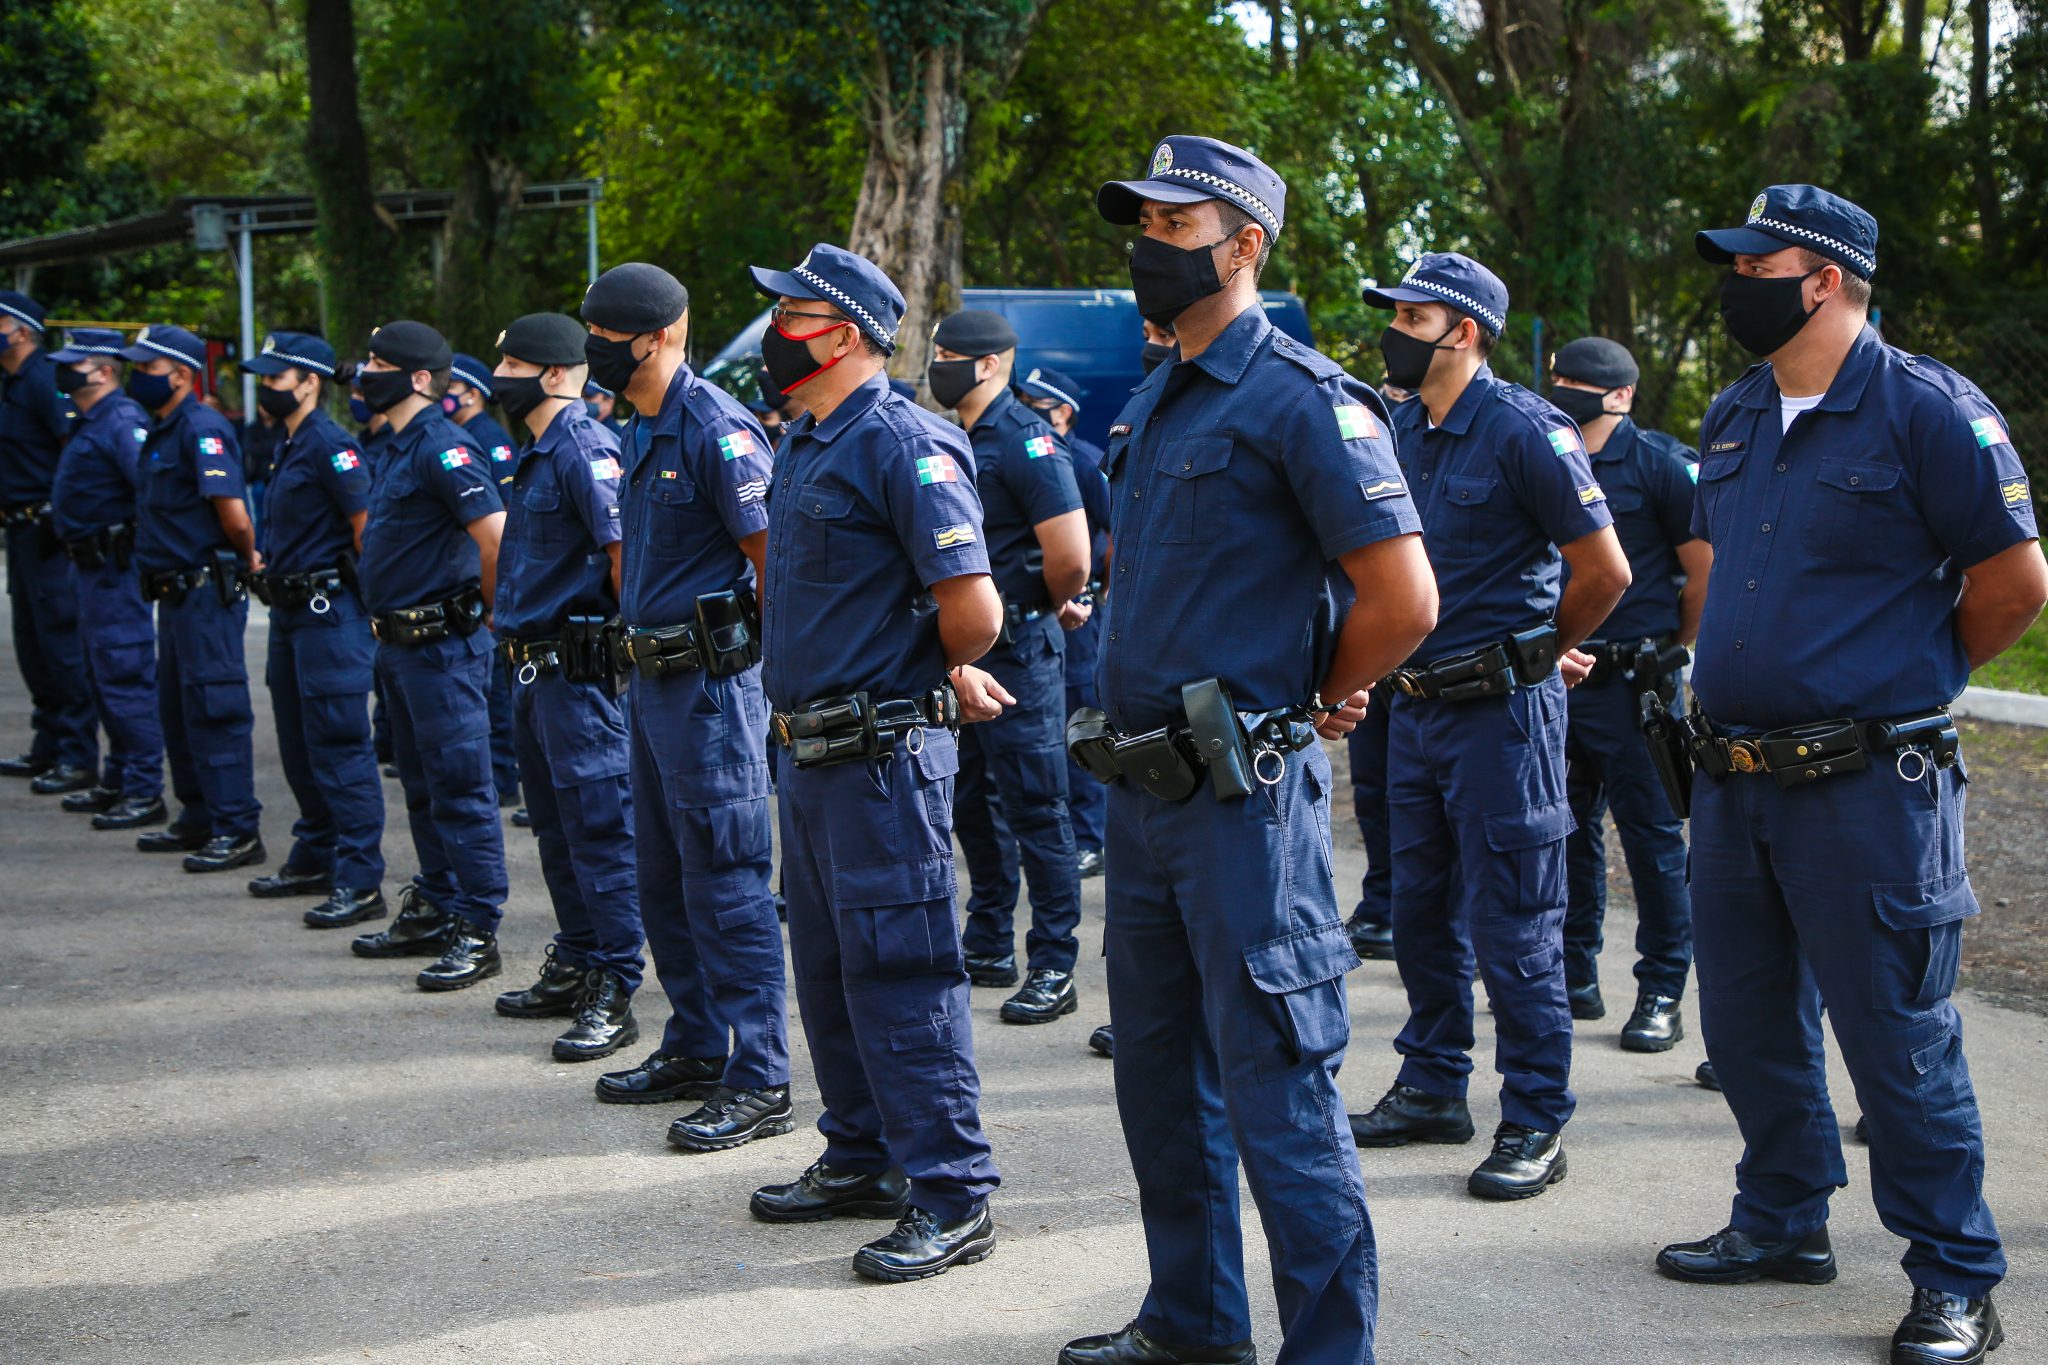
top-left (242, 331), bottom-right (338, 378)
top-left (1362, 252), bottom-right (1510, 337)
top-left (1096, 135), bottom-right (1286, 241)
top-left (1696, 183), bottom-right (1878, 281)
top-left (51, 328), bottom-right (129, 364)
top-left (120, 324), bottom-right (207, 371)
top-left (749, 243), bottom-right (906, 356)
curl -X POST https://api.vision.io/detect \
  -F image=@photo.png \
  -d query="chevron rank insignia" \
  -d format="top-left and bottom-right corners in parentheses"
top-left (934, 523), bottom-right (976, 549)
top-left (1578, 483), bottom-right (1607, 505)
top-left (2002, 478), bottom-right (2030, 508)
top-left (1361, 477), bottom-right (1405, 501)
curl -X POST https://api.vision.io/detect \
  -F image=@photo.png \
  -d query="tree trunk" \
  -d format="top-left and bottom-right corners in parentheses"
top-left (1902, 0), bottom-right (1928, 67)
top-left (435, 147), bottom-right (526, 356)
top-left (1970, 0), bottom-right (2002, 261)
top-left (302, 0), bottom-right (403, 356)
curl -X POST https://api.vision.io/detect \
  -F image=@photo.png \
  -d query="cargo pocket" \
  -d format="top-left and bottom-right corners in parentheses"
top-left (1906, 1012), bottom-right (1974, 1142)
top-left (848, 901), bottom-right (964, 979)
top-left (191, 677), bottom-right (253, 727)
top-left (1157, 437), bottom-right (1233, 545)
top-left (300, 667), bottom-right (371, 747)
top-left (1483, 799), bottom-right (1575, 911)
top-left (1243, 920), bottom-right (1357, 1071)
top-left (1873, 872), bottom-right (1977, 1008)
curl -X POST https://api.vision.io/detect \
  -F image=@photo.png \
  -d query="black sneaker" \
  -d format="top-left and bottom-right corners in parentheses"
top-left (594, 1052), bottom-right (725, 1106)
top-left (667, 1085), bottom-right (796, 1152)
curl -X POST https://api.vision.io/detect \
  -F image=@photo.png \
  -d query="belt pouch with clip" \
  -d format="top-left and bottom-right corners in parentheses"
top-left (1757, 719), bottom-right (1867, 789)
top-left (212, 548), bottom-right (247, 609)
top-left (66, 537), bottom-right (106, 570)
top-left (1508, 624), bottom-right (1560, 685)
top-left (561, 616), bottom-right (611, 684)
top-left (1065, 707), bottom-right (1120, 785)
top-left (1870, 712), bottom-right (1961, 770)
top-left (696, 590), bottom-right (761, 677)
top-left (1182, 678), bottom-right (1255, 801)
top-left (787, 693), bottom-right (877, 769)
top-left (1638, 691), bottom-right (1694, 819)
top-left (1432, 647), bottom-right (1514, 703)
top-left (247, 570), bottom-right (275, 607)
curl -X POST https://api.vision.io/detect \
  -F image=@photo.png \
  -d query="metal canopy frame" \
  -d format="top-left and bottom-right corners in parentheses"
top-left (1, 179), bottom-right (603, 423)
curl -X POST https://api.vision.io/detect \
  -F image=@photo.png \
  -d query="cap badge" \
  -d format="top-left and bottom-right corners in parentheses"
top-left (261, 336), bottom-right (278, 354)
top-left (1402, 260), bottom-right (1422, 283)
top-left (495, 329), bottom-right (506, 347)
top-left (1151, 143), bottom-right (1174, 176)
top-left (135, 326), bottom-right (152, 343)
top-left (1748, 193), bottom-right (1768, 222)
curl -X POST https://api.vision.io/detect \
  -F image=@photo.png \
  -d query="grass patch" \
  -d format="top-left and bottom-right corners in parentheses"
top-left (1973, 613), bottom-right (2048, 696)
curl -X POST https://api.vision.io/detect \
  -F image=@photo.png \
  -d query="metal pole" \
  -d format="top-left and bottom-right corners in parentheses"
top-left (1530, 315), bottom-right (1545, 393)
top-left (237, 220), bottom-right (256, 423)
top-left (586, 199), bottom-right (600, 285)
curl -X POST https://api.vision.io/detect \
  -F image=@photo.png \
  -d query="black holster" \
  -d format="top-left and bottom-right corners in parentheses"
top-left (1639, 691), bottom-right (1694, 819)
top-left (1508, 624), bottom-right (1560, 685)
top-left (696, 589), bottom-right (762, 677)
top-left (775, 685), bottom-right (960, 769)
top-left (562, 615), bottom-right (618, 685)
top-left (212, 548), bottom-right (249, 608)
top-left (1183, 678), bottom-right (1255, 801)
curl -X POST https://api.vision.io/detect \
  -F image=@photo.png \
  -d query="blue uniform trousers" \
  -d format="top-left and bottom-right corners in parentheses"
top-left (957, 623), bottom-right (1082, 973)
top-left (1346, 684), bottom-right (1392, 929)
top-left (74, 560), bottom-right (162, 801)
top-left (377, 631), bottom-right (507, 931)
top-left (6, 523), bottom-right (96, 769)
top-left (1063, 601), bottom-right (1108, 852)
top-left (512, 669), bottom-right (643, 991)
top-left (1386, 678), bottom-right (1576, 1132)
top-left (266, 596), bottom-right (383, 887)
top-left (1563, 678), bottom-right (1692, 997)
top-left (157, 588), bottom-right (259, 839)
top-left (777, 732), bottom-right (1000, 1220)
top-left (487, 644), bottom-right (520, 804)
top-left (1105, 745), bottom-right (1375, 1363)
top-left (1690, 759), bottom-right (2004, 1297)
top-left (628, 668), bottom-right (785, 1086)
top-left (371, 674), bottom-right (392, 762)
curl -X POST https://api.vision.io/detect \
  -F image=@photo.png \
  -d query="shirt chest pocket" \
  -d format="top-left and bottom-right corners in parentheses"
top-left (647, 474), bottom-right (698, 550)
top-left (1810, 457), bottom-right (1906, 565)
top-left (790, 483), bottom-right (855, 585)
top-left (521, 483), bottom-right (565, 548)
top-left (1155, 436), bottom-right (1234, 546)
top-left (1436, 474), bottom-right (1501, 558)
top-left (1692, 448), bottom-right (1747, 545)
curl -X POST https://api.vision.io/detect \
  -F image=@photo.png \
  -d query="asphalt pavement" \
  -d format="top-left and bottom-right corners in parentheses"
top-left (2, 609), bottom-right (2043, 1364)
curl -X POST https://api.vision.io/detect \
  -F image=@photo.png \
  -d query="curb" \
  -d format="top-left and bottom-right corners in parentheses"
top-left (1955, 686), bottom-right (2048, 729)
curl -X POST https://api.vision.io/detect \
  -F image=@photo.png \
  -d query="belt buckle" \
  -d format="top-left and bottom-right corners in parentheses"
top-left (1726, 738), bottom-right (1765, 774)
top-left (1393, 671), bottom-right (1424, 698)
top-left (770, 712), bottom-right (794, 747)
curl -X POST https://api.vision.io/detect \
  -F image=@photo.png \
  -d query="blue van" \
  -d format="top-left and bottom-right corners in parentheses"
top-left (703, 288), bottom-right (1315, 450)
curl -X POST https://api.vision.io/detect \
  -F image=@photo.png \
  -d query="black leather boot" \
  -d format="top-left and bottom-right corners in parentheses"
top-left (667, 1085), bottom-right (795, 1151)
top-left (1620, 991), bottom-right (1684, 1052)
top-left (350, 886), bottom-right (457, 958)
top-left (1657, 1226), bottom-right (1837, 1285)
top-left (137, 821), bottom-right (209, 852)
top-left (1346, 915), bottom-right (1395, 961)
top-left (1089, 1024), bottom-right (1115, 1058)
top-left (1890, 1288), bottom-right (2003, 1364)
top-left (594, 1052), bottom-right (724, 1105)
top-left (495, 946), bottom-right (588, 1018)
top-left (61, 785), bottom-right (119, 814)
top-left (248, 866), bottom-right (335, 899)
top-left (94, 795), bottom-right (167, 830)
top-left (551, 972), bottom-right (638, 1060)
top-left (1468, 1122), bottom-right (1567, 1200)
top-left (1567, 980), bottom-right (1606, 1020)
top-left (965, 952), bottom-right (1019, 987)
top-left (0, 753), bottom-right (51, 778)
top-left (30, 763), bottom-right (93, 795)
top-left (415, 924), bottom-right (501, 991)
top-left (1058, 1322), bottom-right (1258, 1364)
top-left (751, 1161), bottom-right (909, 1223)
top-left (182, 835), bottom-right (266, 873)
top-left (1350, 1083), bottom-right (1476, 1147)
top-left (1000, 968), bottom-right (1077, 1024)
top-left (303, 887), bottom-right (386, 929)
top-left (852, 1203), bottom-right (996, 1283)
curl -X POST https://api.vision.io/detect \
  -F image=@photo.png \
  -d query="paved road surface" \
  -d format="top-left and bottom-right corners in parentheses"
top-left (3, 611), bottom-right (2042, 1363)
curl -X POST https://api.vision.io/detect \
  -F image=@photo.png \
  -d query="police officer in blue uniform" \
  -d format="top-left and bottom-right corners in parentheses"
top-left (1347, 254), bottom-right (1631, 1202)
top-left (46, 329), bottom-right (166, 829)
top-left (577, 264), bottom-right (795, 1148)
top-left (447, 353), bottom-right (523, 812)
top-left (1341, 685), bottom-right (1396, 961)
top-left (122, 325), bottom-right (269, 872)
top-left (0, 290), bottom-right (96, 791)
top-left (583, 380), bottom-right (630, 438)
top-left (346, 321), bottom-right (511, 991)
top-left (1018, 365), bottom-right (1113, 880)
top-left (1546, 336), bottom-right (1710, 1049)
top-left (483, 311), bottom-right (646, 1062)
top-left (745, 243), bottom-right (1006, 1283)
top-left (348, 362), bottom-right (399, 773)
top-left (931, 310), bottom-right (1091, 1025)
top-left (1654, 185), bottom-right (2045, 1365)
top-left (241, 332), bottom-right (387, 928)
top-left (1061, 136), bottom-right (1438, 1365)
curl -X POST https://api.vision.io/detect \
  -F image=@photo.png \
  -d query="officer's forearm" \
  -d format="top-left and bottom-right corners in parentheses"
top-left (1555, 528), bottom-right (1631, 651)
top-left (1675, 539), bottom-right (1712, 648)
top-left (212, 497), bottom-right (256, 565)
top-left (1034, 510), bottom-right (1091, 604)
top-left (468, 511), bottom-right (507, 614)
top-left (1957, 539), bottom-right (2048, 668)
top-left (1323, 536), bottom-right (1436, 698)
top-left (931, 572), bottom-right (1002, 666)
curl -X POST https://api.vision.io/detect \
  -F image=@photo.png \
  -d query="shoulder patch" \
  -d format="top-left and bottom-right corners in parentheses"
top-left (1578, 483), bottom-right (1607, 505)
top-left (2001, 477), bottom-right (2030, 508)
top-left (735, 477), bottom-right (768, 505)
top-left (331, 450), bottom-right (361, 473)
top-left (1971, 416), bottom-right (2010, 450)
top-left (1361, 476), bottom-right (1406, 501)
top-left (717, 430), bottom-right (758, 461)
top-left (1334, 404), bottom-right (1381, 441)
top-left (439, 449), bottom-right (473, 469)
top-left (197, 435), bottom-right (226, 457)
top-left (1546, 427), bottom-right (1584, 457)
top-left (131, 427), bottom-right (149, 444)
top-left (1024, 434), bottom-right (1056, 459)
top-left (489, 444), bottom-right (514, 463)
top-left (589, 455), bottom-right (623, 481)
top-left (915, 454), bottom-right (960, 485)
top-left (1687, 462), bottom-right (1700, 483)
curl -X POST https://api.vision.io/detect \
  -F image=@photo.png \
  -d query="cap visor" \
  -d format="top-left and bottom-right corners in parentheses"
top-left (240, 354), bottom-right (291, 376)
top-left (750, 265), bottom-right (820, 302)
top-left (1361, 284), bottom-right (1450, 311)
top-left (1095, 178), bottom-right (1216, 225)
top-left (48, 347), bottom-right (95, 364)
top-left (1695, 225), bottom-right (1788, 264)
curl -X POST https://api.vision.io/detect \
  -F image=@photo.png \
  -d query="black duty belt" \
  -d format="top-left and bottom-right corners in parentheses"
top-left (142, 550), bottom-right (247, 608)
top-left (1690, 707), bottom-right (1959, 788)
top-left (1067, 678), bottom-right (1327, 804)
top-left (251, 566), bottom-right (349, 613)
top-left (64, 521), bottom-right (135, 570)
top-left (371, 587), bottom-right (486, 647)
top-left (771, 684), bottom-right (960, 769)
top-left (1583, 635), bottom-right (1688, 692)
top-left (616, 589), bottom-right (762, 680)
top-left (1391, 625), bottom-right (1560, 703)
top-left (1, 501), bottom-right (50, 528)
top-left (616, 622), bottom-right (705, 677)
top-left (497, 635), bottom-right (566, 681)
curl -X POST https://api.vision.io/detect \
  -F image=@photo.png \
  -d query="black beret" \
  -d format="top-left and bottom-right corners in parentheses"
top-left (497, 313), bottom-right (590, 367)
top-left (581, 262), bottom-right (689, 333)
top-left (931, 309), bottom-right (1017, 357)
top-left (1551, 336), bottom-right (1639, 388)
top-left (367, 320), bottom-right (452, 373)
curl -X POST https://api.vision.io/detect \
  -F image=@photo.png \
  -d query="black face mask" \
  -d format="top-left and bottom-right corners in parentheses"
top-left (1127, 234), bottom-right (1236, 327)
top-left (1547, 385), bottom-right (1614, 428)
top-left (927, 359), bottom-right (982, 410)
top-left (126, 370), bottom-right (176, 412)
top-left (584, 333), bottom-right (649, 395)
top-left (1378, 323), bottom-right (1459, 392)
top-left (358, 366), bottom-right (418, 414)
top-left (759, 321), bottom-right (847, 397)
top-left (495, 374), bottom-right (576, 425)
top-left (53, 364), bottom-right (96, 396)
top-left (1718, 270), bottom-right (1820, 358)
top-left (256, 384), bottom-right (304, 421)
top-left (1140, 341), bottom-right (1173, 375)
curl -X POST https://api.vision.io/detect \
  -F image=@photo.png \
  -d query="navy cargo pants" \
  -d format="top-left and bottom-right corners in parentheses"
top-left (267, 594), bottom-right (383, 887)
top-left (1346, 681), bottom-right (1393, 929)
top-left (1106, 745), bottom-right (1376, 1364)
top-left (158, 586), bottom-right (260, 839)
top-left (7, 522), bottom-right (96, 769)
top-left (1690, 757), bottom-right (2004, 1297)
top-left (75, 558), bottom-right (161, 801)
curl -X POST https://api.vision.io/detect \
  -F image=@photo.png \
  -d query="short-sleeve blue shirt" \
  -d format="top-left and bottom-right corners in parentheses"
top-left (1097, 306), bottom-right (1422, 731)
top-left (0, 348), bottom-right (76, 505)
top-left (496, 405), bottom-right (625, 638)
top-left (458, 409), bottom-right (520, 477)
top-left (1067, 432), bottom-right (1112, 577)
top-left (360, 409), bottom-right (502, 614)
top-left (50, 393), bottom-right (149, 543)
top-left (966, 388), bottom-right (1083, 611)
top-left (1690, 325), bottom-right (2038, 728)
top-left (1580, 418), bottom-right (1699, 642)
top-left (261, 409), bottom-right (370, 574)
top-left (761, 372), bottom-right (991, 710)
top-left (619, 362), bottom-right (773, 628)
top-left (135, 394), bottom-right (246, 574)
top-left (1391, 367), bottom-right (1615, 660)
